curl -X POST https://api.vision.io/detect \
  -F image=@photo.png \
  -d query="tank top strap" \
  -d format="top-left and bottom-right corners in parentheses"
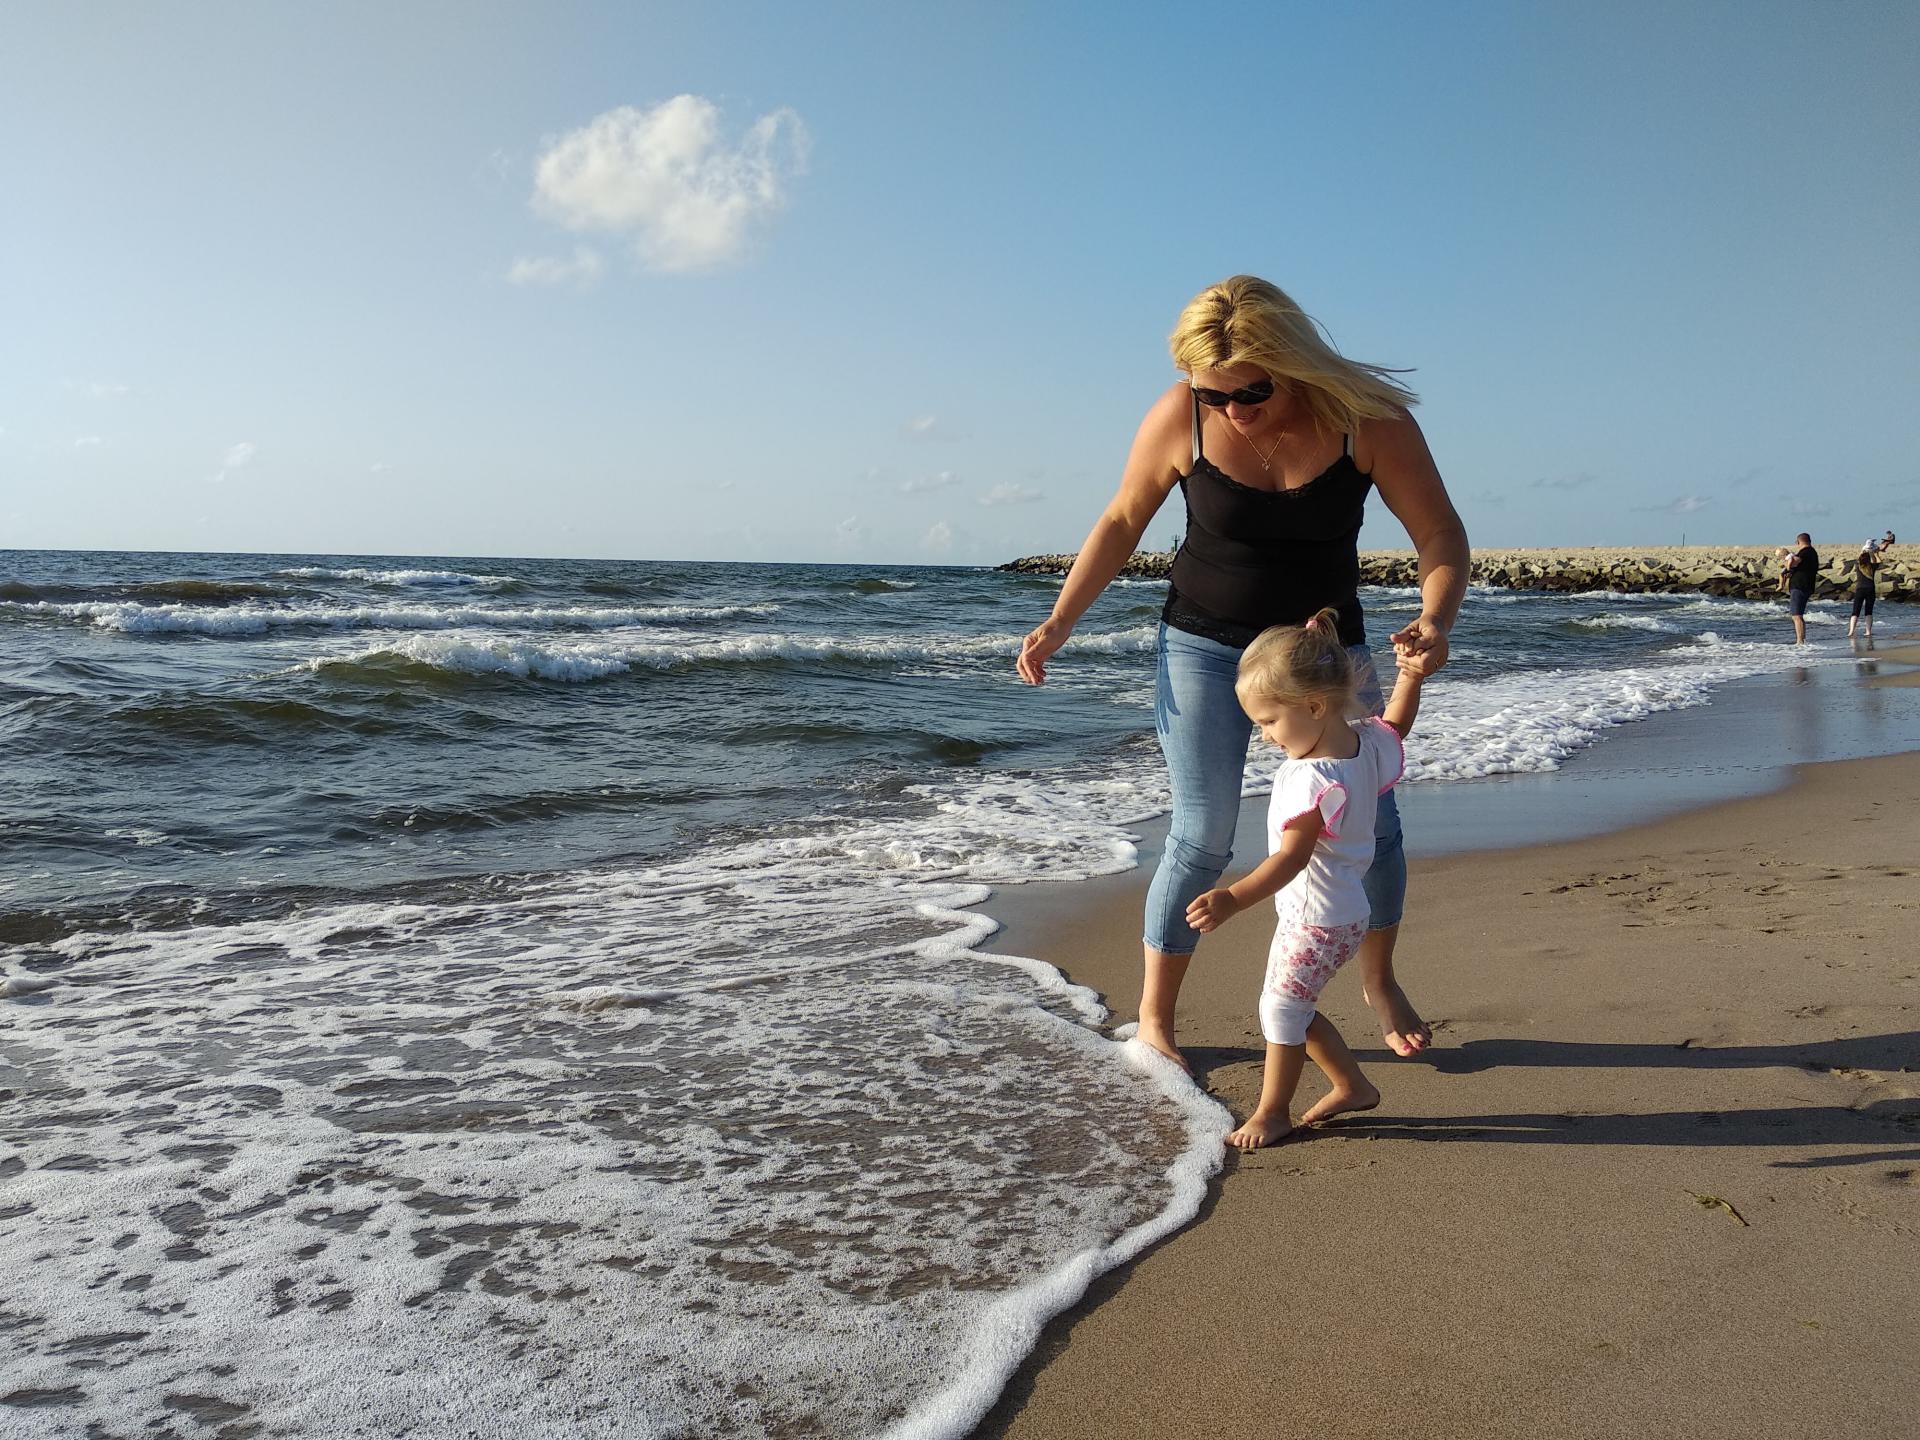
top-left (1191, 389), bottom-right (1204, 465)
top-left (1343, 432), bottom-right (1353, 459)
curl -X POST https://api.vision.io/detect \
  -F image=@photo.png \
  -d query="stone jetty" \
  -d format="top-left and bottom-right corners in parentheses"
top-left (998, 546), bottom-right (1915, 603)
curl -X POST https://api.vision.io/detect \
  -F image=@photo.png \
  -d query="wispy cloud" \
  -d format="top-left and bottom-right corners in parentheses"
top-left (922, 519), bottom-right (954, 554)
top-left (74, 435), bottom-right (104, 448)
top-left (835, 514), bottom-right (868, 547)
top-left (1459, 488), bottom-right (1507, 507)
top-left (903, 415), bottom-right (939, 438)
top-left (1788, 501), bottom-right (1831, 518)
top-left (1527, 472), bottom-right (1596, 490)
top-left (1633, 495), bottom-right (1710, 514)
top-left (1724, 465), bottom-right (1768, 488)
top-left (506, 246), bottom-right (605, 289)
top-left (531, 96), bottom-right (810, 273)
top-left (899, 470), bottom-right (960, 495)
top-left (213, 441), bottom-right (256, 485)
top-left (977, 482), bottom-right (1044, 507)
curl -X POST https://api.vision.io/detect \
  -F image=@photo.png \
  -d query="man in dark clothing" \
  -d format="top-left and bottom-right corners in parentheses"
top-left (1785, 532), bottom-right (1819, 644)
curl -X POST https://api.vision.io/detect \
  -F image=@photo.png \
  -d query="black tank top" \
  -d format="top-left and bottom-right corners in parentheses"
top-left (1163, 393), bottom-right (1373, 649)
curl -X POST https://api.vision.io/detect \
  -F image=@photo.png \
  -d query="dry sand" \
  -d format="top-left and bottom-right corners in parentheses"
top-left (970, 689), bottom-right (1920, 1438)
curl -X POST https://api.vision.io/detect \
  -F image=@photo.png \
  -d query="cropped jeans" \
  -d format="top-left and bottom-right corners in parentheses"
top-left (1142, 623), bottom-right (1406, 956)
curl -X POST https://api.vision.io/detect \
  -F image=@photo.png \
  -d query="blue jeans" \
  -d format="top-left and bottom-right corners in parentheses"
top-left (1142, 624), bottom-right (1407, 956)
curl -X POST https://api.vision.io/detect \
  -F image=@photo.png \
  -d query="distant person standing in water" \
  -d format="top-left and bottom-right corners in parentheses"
top-left (1849, 532), bottom-right (1893, 640)
top-left (1784, 532), bottom-right (1819, 644)
top-left (1015, 275), bottom-right (1469, 1067)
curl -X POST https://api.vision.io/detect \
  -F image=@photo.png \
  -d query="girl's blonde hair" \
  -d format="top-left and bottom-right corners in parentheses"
top-left (1236, 608), bottom-right (1355, 710)
top-left (1169, 275), bottom-right (1417, 437)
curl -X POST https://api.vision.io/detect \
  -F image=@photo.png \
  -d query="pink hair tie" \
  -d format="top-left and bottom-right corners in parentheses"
top-left (1304, 617), bottom-right (1319, 632)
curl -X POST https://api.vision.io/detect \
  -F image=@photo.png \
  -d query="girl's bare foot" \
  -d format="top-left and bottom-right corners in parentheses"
top-left (1226, 1110), bottom-right (1292, 1149)
top-left (1300, 1079), bottom-right (1380, 1126)
top-left (1363, 978), bottom-right (1431, 1056)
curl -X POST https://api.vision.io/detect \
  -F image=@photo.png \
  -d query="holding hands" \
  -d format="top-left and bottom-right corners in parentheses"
top-left (1388, 616), bottom-right (1449, 679)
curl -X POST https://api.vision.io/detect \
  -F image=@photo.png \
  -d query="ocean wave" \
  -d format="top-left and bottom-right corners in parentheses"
top-left (851, 577), bottom-right (919, 593)
top-left (298, 626), bottom-right (1158, 685)
top-left (0, 577), bottom-right (290, 605)
top-left (11, 600), bottom-right (780, 636)
top-left (1405, 643), bottom-right (1810, 781)
top-left (276, 565), bottom-right (517, 588)
top-left (1569, 612), bottom-right (1683, 633)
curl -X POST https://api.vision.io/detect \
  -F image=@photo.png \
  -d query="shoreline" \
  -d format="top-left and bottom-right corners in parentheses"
top-left (969, 644), bottom-right (1920, 1439)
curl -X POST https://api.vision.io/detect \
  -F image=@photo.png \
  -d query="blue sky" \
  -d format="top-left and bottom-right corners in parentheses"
top-left (4, 2), bottom-right (1916, 565)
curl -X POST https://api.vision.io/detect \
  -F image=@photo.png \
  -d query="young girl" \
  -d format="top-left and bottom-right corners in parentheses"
top-left (1185, 607), bottom-right (1424, 1149)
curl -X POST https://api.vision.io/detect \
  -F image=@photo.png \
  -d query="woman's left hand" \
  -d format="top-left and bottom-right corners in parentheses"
top-left (1389, 616), bottom-right (1450, 677)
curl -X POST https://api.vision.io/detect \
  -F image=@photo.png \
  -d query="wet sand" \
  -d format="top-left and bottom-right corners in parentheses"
top-left (970, 652), bottom-right (1920, 1439)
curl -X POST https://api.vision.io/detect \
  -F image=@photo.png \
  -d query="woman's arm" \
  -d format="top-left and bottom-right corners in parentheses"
top-left (1017, 385), bottom-right (1188, 685)
top-left (1359, 412), bottom-right (1470, 678)
top-left (1185, 814), bottom-right (1324, 932)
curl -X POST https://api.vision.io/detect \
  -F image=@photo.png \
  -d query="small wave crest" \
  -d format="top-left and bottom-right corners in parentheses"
top-left (300, 626), bottom-right (1157, 686)
top-left (277, 565), bottom-right (516, 588)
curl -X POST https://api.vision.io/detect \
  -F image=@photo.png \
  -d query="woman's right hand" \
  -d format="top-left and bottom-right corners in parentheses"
top-left (1016, 618), bottom-right (1072, 685)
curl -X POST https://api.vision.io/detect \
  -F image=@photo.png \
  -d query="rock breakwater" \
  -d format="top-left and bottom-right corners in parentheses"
top-left (999, 546), bottom-right (1915, 603)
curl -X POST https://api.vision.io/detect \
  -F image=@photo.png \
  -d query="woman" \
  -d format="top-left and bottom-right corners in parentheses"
top-left (1016, 275), bottom-right (1469, 1067)
top-left (1849, 533), bottom-right (1893, 640)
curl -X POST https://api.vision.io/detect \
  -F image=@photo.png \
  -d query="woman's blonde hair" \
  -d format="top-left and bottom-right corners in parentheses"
top-left (1169, 275), bottom-right (1417, 436)
top-left (1236, 608), bottom-right (1356, 710)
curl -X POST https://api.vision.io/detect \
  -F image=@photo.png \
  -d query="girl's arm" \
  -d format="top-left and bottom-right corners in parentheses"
top-left (1185, 813), bottom-right (1325, 933)
top-left (1382, 658), bottom-right (1426, 740)
top-left (1017, 386), bottom-right (1187, 685)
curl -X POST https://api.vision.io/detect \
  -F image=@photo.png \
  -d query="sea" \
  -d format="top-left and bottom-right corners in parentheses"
top-left (1, 548), bottom-right (1913, 1438)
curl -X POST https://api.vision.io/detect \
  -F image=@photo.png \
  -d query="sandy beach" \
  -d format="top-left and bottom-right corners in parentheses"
top-left (972, 647), bottom-right (1920, 1440)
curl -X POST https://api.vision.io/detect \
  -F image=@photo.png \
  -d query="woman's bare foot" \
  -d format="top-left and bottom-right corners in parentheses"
top-left (1300, 1079), bottom-right (1380, 1126)
top-left (1226, 1110), bottom-right (1292, 1149)
top-left (1363, 978), bottom-right (1431, 1056)
top-left (1133, 1022), bottom-right (1188, 1071)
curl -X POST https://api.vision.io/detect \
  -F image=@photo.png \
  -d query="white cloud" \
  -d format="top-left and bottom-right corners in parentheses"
top-left (977, 482), bottom-right (1043, 507)
top-left (531, 95), bottom-right (809, 273)
top-left (834, 514), bottom-right (869, 548)
top-left (370, 461), bottom-right (390, 474)
top-left (213, 441), bottom-right (256, 485)
top-left (904, 415), bottom-right (939, 437)
top-left (89, 382), bottom-right (129, 399)
top-left (74, 435), bottom-right (104, 448)
top-left (1666, 495), bottom-right (1710, 514)
top-left (922, 520), bottom-right (954, 553)
top-left (1789, 501), bottom-right (1831, 518)
top-left (1527, 471), bottom-right (1596, 490)
top-left (506, 246), bottom-right (605, 288)
top-left (899, 470), bottom-right (960, 495)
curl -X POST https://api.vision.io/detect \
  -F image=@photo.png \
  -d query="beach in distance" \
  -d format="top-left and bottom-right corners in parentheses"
top-left (2, 549), bottom-right (1917, 1439)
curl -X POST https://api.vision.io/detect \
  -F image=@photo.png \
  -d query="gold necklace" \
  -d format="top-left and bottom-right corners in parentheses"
top-left (1238, 424), bottom-right (1284, 471)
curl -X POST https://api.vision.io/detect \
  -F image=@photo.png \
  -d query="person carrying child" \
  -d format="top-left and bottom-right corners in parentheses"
top-left (1185, 607), bottom-right (1424, 1149)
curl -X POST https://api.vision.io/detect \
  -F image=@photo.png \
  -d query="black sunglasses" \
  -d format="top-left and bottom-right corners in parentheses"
top-left (1190, 378), bottom-right (1274, 408)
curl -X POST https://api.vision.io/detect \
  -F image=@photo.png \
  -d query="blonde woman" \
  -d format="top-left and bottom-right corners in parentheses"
top-left (1016, 276), bottom-right (1468, 1068)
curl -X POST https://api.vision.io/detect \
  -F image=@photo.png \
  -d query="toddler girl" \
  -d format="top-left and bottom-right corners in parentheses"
top-left (1185, 607), bottom-right (1424, 1149)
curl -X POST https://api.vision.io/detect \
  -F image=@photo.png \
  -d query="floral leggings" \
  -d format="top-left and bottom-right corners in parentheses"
top-left (1258, 916), bottom-right (1369, 1046)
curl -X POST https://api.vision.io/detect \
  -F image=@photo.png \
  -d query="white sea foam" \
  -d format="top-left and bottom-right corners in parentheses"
top-left (4, 749), bottom-right (1223, 1440)
top-left (1402, 640), bottom-right (1815, 781)
top-left (14, 600), bottom-right (779, 636)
